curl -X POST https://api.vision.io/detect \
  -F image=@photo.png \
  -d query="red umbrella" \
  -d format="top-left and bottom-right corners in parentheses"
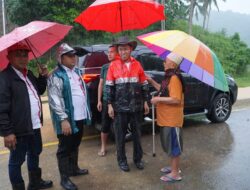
top-left (74, 0), bottom-right (165, 33)
top-left (0, 21), bottom-right (72, 70)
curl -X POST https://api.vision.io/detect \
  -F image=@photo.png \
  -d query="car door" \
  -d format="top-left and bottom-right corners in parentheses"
top-left (183, 73), bottom-right (209, 112)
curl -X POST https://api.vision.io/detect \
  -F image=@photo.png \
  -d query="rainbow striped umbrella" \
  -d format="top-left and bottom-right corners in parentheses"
top-left (137, 30), bottom-right (229, 92)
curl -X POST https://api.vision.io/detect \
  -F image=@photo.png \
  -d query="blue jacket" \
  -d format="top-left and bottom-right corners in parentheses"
top-left (48, 64), bottom-right (91, 135)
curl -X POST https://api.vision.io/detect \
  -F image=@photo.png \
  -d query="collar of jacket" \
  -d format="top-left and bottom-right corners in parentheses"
top-left (112, 56), bottom-right (139, 65)
top-left (119, 56), bottom-right (136, 64)
top-left (6, 64), bottom-right (32, 81)
top-left (57, 63), bottom-right (82, 75)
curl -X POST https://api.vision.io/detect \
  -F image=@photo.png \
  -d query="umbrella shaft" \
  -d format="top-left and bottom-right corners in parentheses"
top-left (2, 0), bottom-right (6, 35)
top-left (152, 104), bottom-right (156, 154)
top-left (119, 2), bottom-right (123, 31)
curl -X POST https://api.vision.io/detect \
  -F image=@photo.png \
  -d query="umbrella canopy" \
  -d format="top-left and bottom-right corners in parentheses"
top-left (74, 0), bottom-right (165, 33)
top-left (0, 21), bottom-right (72, 70)
top-left (137, 30), bottom-right (229, 92)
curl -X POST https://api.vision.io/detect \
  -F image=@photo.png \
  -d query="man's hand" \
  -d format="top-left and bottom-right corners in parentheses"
top-left (144, 101), bottom-right (149, 115)
top-left (97, 101), bottom-right (102, 112)
top-left (146, 75), bottom-right (153, 83)
top-left (61, 120), bottom-right (72, 136)
top-left (108, 104), bottom-right (114, 119)
top-left (38, 63), bottom-right (49, 77)
top-left (151, 97), bottom-right (160, 105)
top-left (4, 134), bottom-right (16, 150)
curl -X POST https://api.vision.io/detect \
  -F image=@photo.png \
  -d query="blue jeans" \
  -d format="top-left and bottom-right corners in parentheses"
top-left (8, 129), bottom-right (42, 184)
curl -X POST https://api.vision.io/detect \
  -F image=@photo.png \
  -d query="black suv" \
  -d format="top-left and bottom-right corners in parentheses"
top-left (77, 44), bottom-right (238, 130)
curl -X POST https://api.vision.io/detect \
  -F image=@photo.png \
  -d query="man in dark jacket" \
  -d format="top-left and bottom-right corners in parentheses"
top-left (0, 42), bottom-right (53, 190)
top-left (106, 36), bottom-right (149, 172)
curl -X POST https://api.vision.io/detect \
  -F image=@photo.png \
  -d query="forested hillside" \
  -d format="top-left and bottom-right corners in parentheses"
top-left (194, 10), bottom-right (250, 47)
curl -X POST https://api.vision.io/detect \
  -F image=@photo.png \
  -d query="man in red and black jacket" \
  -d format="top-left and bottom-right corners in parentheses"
top-left (106, 36), bottom-right (149, 172)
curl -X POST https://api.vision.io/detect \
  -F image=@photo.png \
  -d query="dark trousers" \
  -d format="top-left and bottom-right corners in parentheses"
top-left (114, 112), bottom-right (143, 164)
top-left (56, 120), bottom-right (84, 161)
top-left (101, 101), bottom-right (113, 133)
top-left (8, 129), bottom-right (42, 184)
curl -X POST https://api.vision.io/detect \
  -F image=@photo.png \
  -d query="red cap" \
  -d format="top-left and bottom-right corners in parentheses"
top-left (7, 42), bottom-right (31, 53)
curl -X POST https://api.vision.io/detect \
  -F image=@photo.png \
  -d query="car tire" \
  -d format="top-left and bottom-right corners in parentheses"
top-left (206, 93), bottom-right (232, 123)
top-left (109, 123), bottom-right (133, 142)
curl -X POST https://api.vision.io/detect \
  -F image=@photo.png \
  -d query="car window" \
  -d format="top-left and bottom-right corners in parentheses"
top-left (78, 55), bottom-right (87, 68)
top-left (79, 51), bottom-right (109, 74)
top-left (137, 53), bottom-right (164, 71)
top-left (83, 52), bottom-right (108, 68)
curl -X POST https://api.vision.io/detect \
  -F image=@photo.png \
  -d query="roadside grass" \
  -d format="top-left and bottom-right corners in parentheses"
top-left (235, 71), bottom-right (250, 87)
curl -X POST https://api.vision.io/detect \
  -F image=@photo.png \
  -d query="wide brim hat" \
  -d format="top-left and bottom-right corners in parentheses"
top-left (114, 36), bottom-right (137, 50)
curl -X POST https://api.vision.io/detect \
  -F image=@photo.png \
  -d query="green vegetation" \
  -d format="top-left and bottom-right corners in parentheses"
top-left (4, 0), bottom-right (250, 87)
top-left (235, 71), bottom-right (250, 87)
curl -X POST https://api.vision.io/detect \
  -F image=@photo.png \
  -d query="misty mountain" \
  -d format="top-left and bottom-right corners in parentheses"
top-left (194, 10), bottom-right (250, 47)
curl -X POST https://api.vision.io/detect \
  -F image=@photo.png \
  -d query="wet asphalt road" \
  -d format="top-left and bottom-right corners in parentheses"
top-left (0, 101), bottom-right (250, 190)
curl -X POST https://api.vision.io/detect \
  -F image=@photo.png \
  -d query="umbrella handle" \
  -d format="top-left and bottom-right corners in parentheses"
top-left (25, 39), bottom-right (49, 77)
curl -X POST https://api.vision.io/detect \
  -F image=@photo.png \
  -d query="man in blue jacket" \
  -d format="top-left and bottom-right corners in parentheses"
top-left (48, 43), bottom-right (91, 190)
top-left (0, 42), bottom-right (53, 190)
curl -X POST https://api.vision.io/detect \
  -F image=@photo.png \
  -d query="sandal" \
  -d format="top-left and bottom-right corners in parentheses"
top-left (98, 150), bottom-right (106, 157)
top-left (160, 166), bottom-right (181, 174)
top-left (160, 166), bottom-right (171, 173)
top-left (160, 174), bottom-right (182, 182)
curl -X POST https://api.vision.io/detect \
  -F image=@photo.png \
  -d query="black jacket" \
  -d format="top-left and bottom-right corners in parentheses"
top-left (107, 83), bottom-right (148, 112)
top-left (0, 65), bottom-right (47, 137)
top-left (106, 58), bottom-right (149, 112)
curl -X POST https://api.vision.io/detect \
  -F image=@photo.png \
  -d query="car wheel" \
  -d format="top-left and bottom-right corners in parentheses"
top-left (206, 93), bottom-right (232, 123)
top-left (109, 123), bottom-right (133, 142)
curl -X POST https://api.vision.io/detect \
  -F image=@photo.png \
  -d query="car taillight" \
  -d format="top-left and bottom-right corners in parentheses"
top-left (82, 74), bottom-right (99, 83)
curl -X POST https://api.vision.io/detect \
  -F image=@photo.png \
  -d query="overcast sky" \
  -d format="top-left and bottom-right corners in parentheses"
top-left (213, 0), bottom-right (250, 14)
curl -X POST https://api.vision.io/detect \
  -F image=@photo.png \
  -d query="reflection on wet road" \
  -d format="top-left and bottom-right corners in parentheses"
top-left (0, 108), bottom-right (250, 190)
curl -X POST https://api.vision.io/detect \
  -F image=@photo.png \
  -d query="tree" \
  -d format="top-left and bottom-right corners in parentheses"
top-left (6, 0), bottom-right (91, 25)
top-left (231, 32), bottom-right (240, 41)
top-left (6, 0), bottom-right (48, 26)
top-left (164, 0), bottom-right (188, 29)
top-left (201, 0), bottom-right (226, 30)
top-left (183, 0), bottom-right (203, 34)
top-left (5, 0), bottom-right (100, 44)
